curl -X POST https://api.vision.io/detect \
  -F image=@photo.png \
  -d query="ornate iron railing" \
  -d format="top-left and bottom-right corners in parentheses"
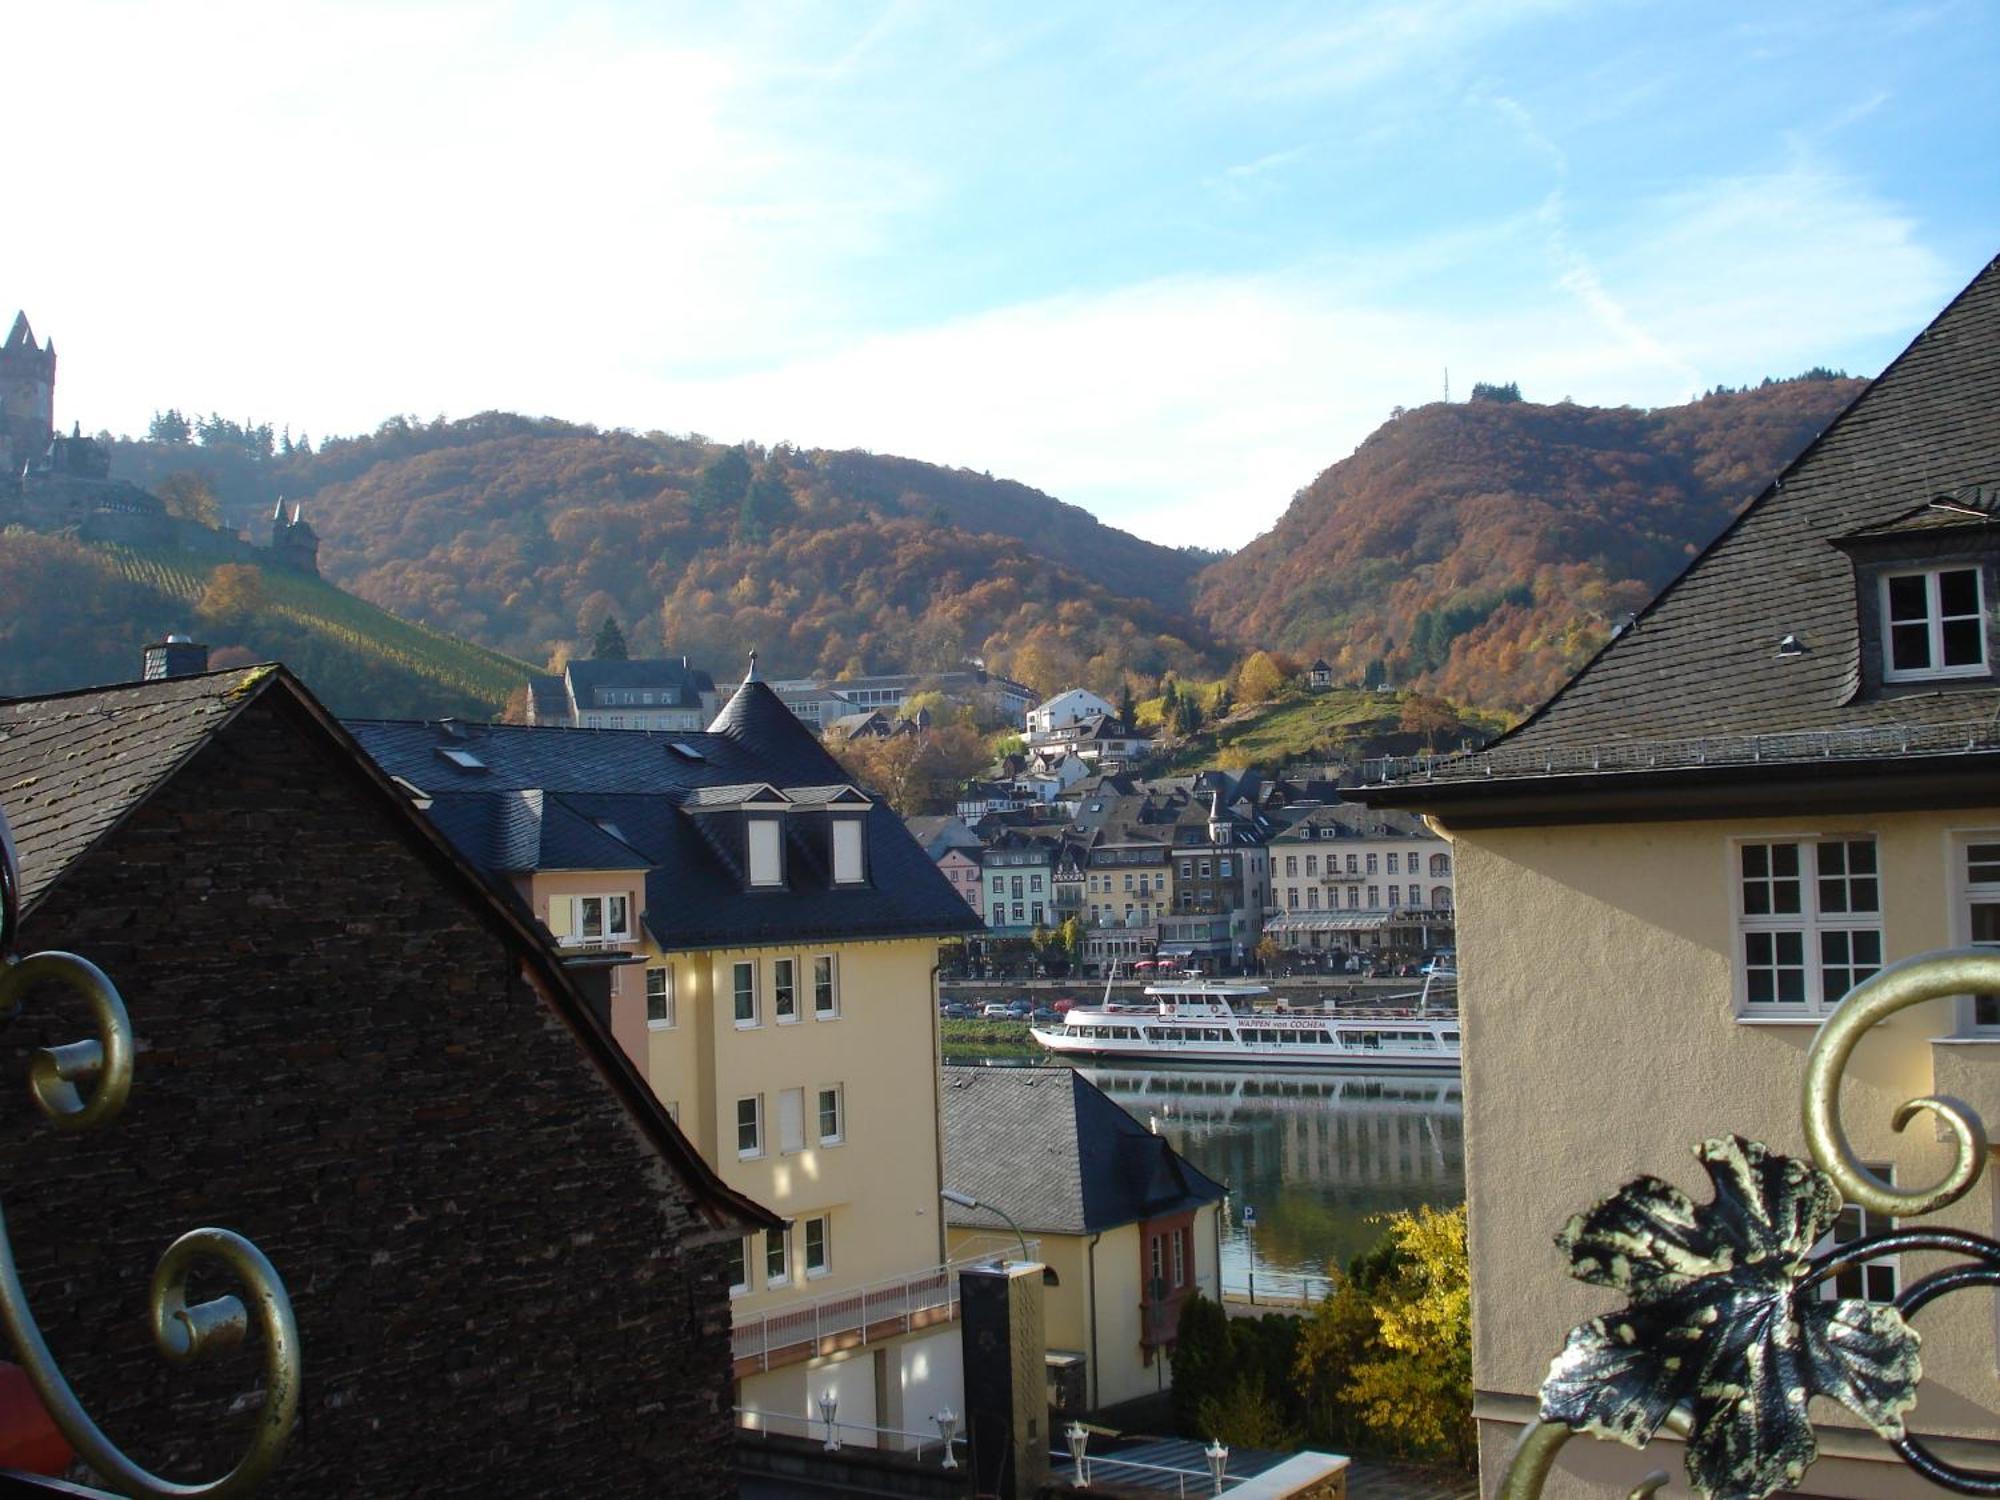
top-left (0, 808), bottom-right (300, 1497)
top-left (1498, 948), bottom-right (2000, 1500)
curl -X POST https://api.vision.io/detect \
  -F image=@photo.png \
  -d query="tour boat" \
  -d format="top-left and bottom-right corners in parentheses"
top-left (1029, 969), bottom-right (1461, 1072)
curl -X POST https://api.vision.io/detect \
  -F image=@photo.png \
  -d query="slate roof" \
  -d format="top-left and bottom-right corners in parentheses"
top-left (1367, 252), bottom-right (2000, 794)
top-left (346, 679), bottom-right (980, 951)
top-left (939, 1065), bottom-right (1226, 1237)
top-left (1270, 803), bottom-right (1436, 843)
top-left (526, 675), bottom-right (570, 722)
top-left (0, 668), bottom-right (262, 907)
top-left (565, 656), bottom-right (717, 706)
top-left (905, 814), bottom-right (982, 859)
top-left (0, 664), bottom-right (776, 1233)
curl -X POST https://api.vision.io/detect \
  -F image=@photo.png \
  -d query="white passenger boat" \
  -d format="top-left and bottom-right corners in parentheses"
top-left (1030, 970), bottom-right (1460, 1072)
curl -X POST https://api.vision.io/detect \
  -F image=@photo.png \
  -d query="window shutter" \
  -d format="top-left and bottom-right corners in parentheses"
top-left (779, 1088), bottom-right (805, 1153)
top-left (749, 819), bottom-right (783, 885)
top-left (545, 897), bottom-right (573, 937)
top-left (833, 818), bottom-right (864, 882)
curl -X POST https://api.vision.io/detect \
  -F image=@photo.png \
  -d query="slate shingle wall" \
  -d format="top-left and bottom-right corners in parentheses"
top-left (0, 695), bottom-right (737, 1497)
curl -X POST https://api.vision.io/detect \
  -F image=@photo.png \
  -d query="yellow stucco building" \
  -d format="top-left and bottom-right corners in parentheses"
top-left (938, 1065), bottom-right (1226, 1414)
top-left (351, 672), bottom-right (982, 1446)
top-left (1363, 253), bottom-right (2000, 1498)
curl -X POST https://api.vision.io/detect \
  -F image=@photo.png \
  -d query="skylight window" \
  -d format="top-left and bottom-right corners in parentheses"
top-left (436, 747), bottom-right (486, 772)
top-left (669, 742), bottom-right (706, 762)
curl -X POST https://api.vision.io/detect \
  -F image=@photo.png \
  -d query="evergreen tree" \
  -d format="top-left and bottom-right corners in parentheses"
top-left (1118, 682), bottom-right (1136, 726)
top-left (147, 409), bottom-right (192, 444)
top-left (692, 447), bottom-right (753, 519)
top-left (735, 469), bottom-right (795, 542)
top-left (591, 615), bottom-right (629, 660)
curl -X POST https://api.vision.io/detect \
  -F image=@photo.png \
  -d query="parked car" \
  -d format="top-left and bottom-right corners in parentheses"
top-left (1027, 1007), bottom-right (1060, 1024)
top-left (981, 1002), bottom-right (1014, 1019)
top-left (1052, 998), bottom-right (1075, 1015)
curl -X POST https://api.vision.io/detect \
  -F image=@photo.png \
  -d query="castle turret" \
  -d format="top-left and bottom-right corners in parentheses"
top-left (268, 497), bottom-right (320, 577)
top-left (0, 313), bottom-right (56, 480)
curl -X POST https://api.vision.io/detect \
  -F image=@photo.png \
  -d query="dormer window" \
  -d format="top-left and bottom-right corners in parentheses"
top-left (1882, 567), bottom-right (1987, 681)
top-left (748, 817), bottom-right (783, 886)
top-left (832, 818), bottom-right (865, 884)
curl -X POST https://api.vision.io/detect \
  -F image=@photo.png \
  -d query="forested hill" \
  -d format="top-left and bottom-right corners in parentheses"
top-left (1191, 375), bottom-right (1865, 712)
top-left (110, 419), bottom-right (1220, 692)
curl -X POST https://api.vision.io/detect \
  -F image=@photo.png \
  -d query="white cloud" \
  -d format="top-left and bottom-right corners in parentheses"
top-left (626, 163), bottom-right (1958, 548)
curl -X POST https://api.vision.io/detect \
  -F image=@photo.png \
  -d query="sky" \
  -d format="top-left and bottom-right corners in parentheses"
top-left (6, 1), bottom-right (1997, 548)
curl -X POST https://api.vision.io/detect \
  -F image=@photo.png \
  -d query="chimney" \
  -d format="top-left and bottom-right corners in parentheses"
top-left (142, 633), bottom-right (209, 681)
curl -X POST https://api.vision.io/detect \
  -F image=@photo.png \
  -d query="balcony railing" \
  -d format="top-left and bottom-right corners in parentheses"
top-left (731, 1243), bottom-right (1040, 1375)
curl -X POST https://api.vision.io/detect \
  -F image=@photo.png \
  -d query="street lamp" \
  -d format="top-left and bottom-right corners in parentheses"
top-left (817, 1389), bottom-right (840, 1452)
top-left (940, 1187), bottom-right (1030, 1264)
top-left (1205, 1437), bottom-right (1229, 1494)
top-left (1066, 1420), bottom-right (1091, 1488)
top-left (933, 1407), bottom-right (958, 1469)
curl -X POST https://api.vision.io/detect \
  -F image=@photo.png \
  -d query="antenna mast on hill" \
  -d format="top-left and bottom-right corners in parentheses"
top-left (1443, 367), bottom-right (1450, 403)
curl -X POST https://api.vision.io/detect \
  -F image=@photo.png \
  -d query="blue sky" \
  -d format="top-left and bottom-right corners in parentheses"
top-left (8, 0), bottom-right (1996, 545)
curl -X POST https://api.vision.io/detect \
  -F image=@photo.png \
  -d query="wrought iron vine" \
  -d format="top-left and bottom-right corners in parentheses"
top-left (1498, 947), bottom-right (2000, 1500)
top-left (0, 809), bottom-right (300, 1497)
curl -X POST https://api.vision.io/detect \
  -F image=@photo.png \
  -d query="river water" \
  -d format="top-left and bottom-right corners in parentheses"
top-left (1067, 1063), bottom-right (1465, 1299)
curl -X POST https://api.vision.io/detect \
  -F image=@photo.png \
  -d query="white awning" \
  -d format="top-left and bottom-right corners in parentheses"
top-left (1264, 912), bottom-right (1389, 933)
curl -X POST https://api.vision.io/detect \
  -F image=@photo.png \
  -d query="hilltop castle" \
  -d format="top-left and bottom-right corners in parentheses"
top-left (0, 310), bottom-right (317, 575)
top-left (0, 312), bottom-right (55, 480)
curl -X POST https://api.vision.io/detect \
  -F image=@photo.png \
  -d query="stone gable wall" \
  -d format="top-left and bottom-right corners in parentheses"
top-left (0, 694), bottom-right (737, 1497)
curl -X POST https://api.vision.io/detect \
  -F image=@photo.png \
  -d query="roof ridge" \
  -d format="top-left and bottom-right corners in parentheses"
top-left (1478, 249), bottom-right (2000, 753)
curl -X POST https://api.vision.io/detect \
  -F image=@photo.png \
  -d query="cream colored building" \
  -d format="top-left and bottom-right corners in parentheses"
top-left (1361, 255), bottom-right (2000, 1498)
top-left (350, 674), bottom-right (983, 1447)
top-left (939, 1065), bottom-right (1226, 1413)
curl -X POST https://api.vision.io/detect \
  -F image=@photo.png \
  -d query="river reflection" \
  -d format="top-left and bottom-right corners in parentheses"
top-left (1071, 1064), bottom-right (1465, 1294)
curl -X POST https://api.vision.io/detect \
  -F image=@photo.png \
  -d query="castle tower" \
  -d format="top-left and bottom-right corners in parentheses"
top-left (1, 313), bottom-right (57, 479)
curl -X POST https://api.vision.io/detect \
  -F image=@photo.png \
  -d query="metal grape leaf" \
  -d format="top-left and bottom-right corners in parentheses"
top-left (1540, 1136), bottom-right (1920, 1500)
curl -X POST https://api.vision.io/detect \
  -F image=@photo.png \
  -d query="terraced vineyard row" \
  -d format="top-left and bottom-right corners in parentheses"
top-left (100, 545), bottom-right (533, 714)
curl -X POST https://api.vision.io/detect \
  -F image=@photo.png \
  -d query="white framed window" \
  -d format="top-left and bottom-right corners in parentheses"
top-left (804, 1215), bottom-right (831, 1278)
top-left (736, 1094), bottom-right (764, 1158)
top-left (1817, 1165), bottom-right (1897, 1304)
top-left (832, 818), bottom-right (865, 884)
top-left (1957, 834), bottom-right (2000, 1033)
top-left (749, 817), bottom-right (784, 886)
top-left (733, 960), bottom-right (759, 1027)
top-left (1387, 853), bottom-right (1400, 874)
top-left (773, 957), bottom-right (799, 1023)
top-left (727, 1236), bottom-right (750, 1297)
top-left (1882, 567), bottom-right (1988, 681)
top-left (549, 892), bottom-right (632, 945)
top-left (764, 1225), bottom-right (790, 1287)
top-left (778, 1087), bottom-right (805, 1153)
top-left (817, 1084), bottom-right (844, 1145)
top-left (1735, 838), bottom-right (1882, 1015)
top-left (813, 955), bottom-right (839, 1018)
top-left (1171, 1227), bottom-right (1186, 1288)
top-left (645, 966), bottom-right (674, 1028)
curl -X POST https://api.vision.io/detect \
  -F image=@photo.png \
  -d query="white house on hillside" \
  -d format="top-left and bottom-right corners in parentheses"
top-left (1027, 688), bottom-right (1115, 739)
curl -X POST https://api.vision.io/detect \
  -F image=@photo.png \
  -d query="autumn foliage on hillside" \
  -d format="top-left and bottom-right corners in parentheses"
top-left (111, 418), bottom-right (1217, 695)
top-left (1192, 377), bottom-right (1862, 711)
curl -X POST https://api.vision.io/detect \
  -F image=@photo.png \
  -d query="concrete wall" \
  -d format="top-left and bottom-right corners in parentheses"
top-left (1450, 805), bottom-right (2000, 1498)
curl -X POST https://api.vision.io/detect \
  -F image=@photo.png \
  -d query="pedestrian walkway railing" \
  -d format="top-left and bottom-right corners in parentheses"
top-left (734, 1404), bottom-right (966, 1462)
top-left (1060, 1448), bottom-right (1244, 1495)
top-left (1223, 1267), bottom-right (1335, 1306)
top-left (730, 1241), bottom-right (1040, 1372)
